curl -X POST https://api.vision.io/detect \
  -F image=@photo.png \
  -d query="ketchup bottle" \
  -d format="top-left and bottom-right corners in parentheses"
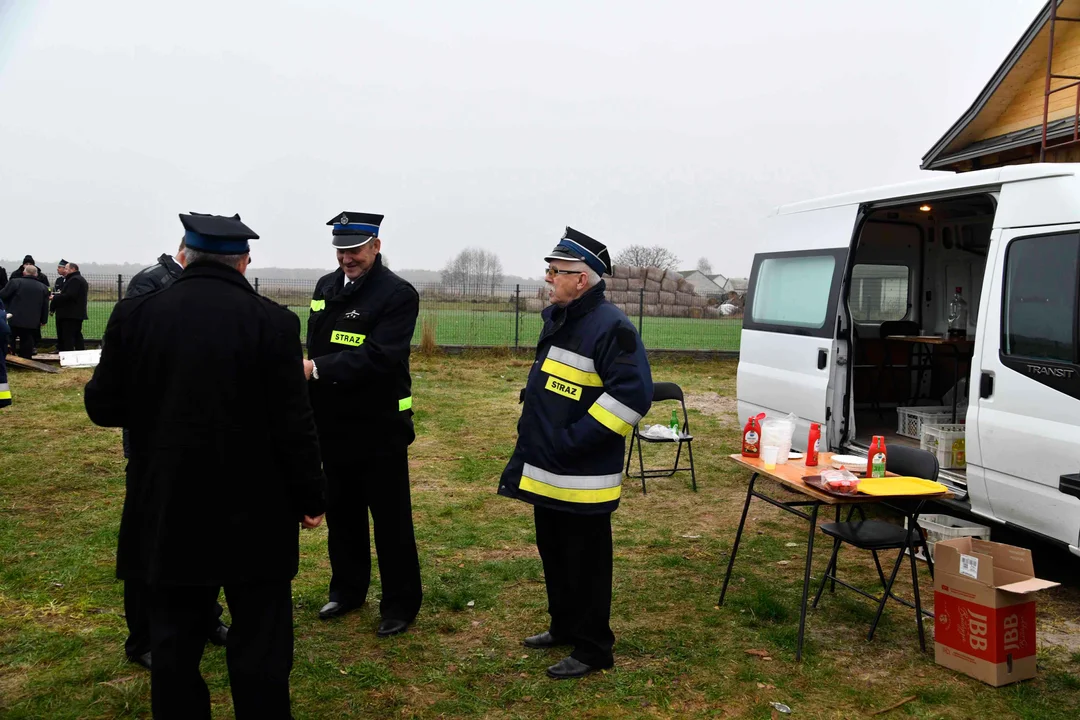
top-left (742, 413), bottom-right (765, 458)
top-left (806, 423), bottom-right (821, 467)
top-left (868, 435), bottom-right (887, 478)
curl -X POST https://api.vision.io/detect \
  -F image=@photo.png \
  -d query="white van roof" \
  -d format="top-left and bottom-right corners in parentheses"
top-left (776, 164), bottom-right (1078, 216)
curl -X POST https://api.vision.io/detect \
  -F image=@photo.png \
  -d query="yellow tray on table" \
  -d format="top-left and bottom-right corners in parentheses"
top-left (857, 476), bottom-right (948, 497)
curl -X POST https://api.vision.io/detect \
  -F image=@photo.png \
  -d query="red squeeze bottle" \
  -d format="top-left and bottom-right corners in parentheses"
top-left (742, 413), bottom-right (765, 458)
top-left (806, 423), bottom-right (821, 466)
top-left (867, 435), bottom-right (887, 478)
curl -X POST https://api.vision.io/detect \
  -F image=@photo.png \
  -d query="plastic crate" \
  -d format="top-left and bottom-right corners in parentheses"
top-left (896, 405), bottom-right (965, 439)
top-left (908, 513), bottom-right (991, 561)
top-left (920, 423), bottom-right (967, 469)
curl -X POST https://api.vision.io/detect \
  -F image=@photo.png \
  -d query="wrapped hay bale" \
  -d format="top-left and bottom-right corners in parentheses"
top-left (612, 265), bottom-right (631, 279)
top-left (645, 279), bottom-right (661, 292)
top-left (661, 277), bottom-right (678, 292)
top-left (608, 277), bottom-right (628, 291)
top-left (659, 290), bottom-right (675, 305)
top-left (645, 267), bottom-right (665, 282)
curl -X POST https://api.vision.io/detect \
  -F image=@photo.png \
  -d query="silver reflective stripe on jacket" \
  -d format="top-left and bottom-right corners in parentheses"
top-left (545, 346), bottom-right (597, 373)
top-left (521, 463), bottom-right (622, 490)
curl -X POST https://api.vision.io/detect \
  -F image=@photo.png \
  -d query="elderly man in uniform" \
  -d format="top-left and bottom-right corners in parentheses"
top-left (53, 259), bottom-right (69, 294)
top-left (304, 212), bottom-right (423, 637)
top-left (0, 265), bottom-right (49, 358)
top-left (499, 227), bottom-right (652, 679)
top-left (85, 213), bottom-right (326, 720)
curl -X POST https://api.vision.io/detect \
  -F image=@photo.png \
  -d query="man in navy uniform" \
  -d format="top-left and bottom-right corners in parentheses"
top-left (304, 212), bottom-right (423, 637)
top-left (85, 213), bottom-right (326, 719)
top-left (499, 227), bottom-right (652, 679)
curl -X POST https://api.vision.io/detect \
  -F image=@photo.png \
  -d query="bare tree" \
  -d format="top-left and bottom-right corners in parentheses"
top-left (440, 247), bottom-right (504, 295)
top-left (696, 257), bottom-right (712, 275)
top-left (613, 245), bottom-right (680, 271)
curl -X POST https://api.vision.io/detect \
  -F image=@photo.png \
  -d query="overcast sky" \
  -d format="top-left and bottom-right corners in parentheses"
top-left (0, 0), bottom-right (1046, 278)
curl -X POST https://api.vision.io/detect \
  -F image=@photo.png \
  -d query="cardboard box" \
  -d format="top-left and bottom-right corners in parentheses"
top-left (934, 537), bottom-right (1059, 686)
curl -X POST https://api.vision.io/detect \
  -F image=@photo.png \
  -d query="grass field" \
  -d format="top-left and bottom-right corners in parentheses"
top-left (53, 302), bottom-right (742, 352)
top-left (2, 354), bottom-right (1079, 718)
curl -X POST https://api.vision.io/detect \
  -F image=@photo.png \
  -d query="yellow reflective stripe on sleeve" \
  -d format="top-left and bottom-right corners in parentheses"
top-left (399, 396), bottom-right (412, 411)
top-left (0, 391), bottom-right (10, 401)
top-left (330, 331), bottom-right (365, 346)
top-left (588, 402), bottom-right (634, 436)
top-left (310, 299), bottom-right (326, 312)
top-left (520, 475), bottom-right (622, 504)
top-left (540, 358), bottom-right (603, 387)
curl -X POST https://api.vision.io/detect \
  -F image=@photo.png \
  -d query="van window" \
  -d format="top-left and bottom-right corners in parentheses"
top-left (1003, 233), bottom-right (1078, 363)
top-left (850, 264), bottom-right (910, 323)
top-left (750, 254), bottom-right (837, 329)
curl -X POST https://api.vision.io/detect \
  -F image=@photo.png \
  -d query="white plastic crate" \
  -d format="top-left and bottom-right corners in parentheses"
top-left (908, 513), bottom-right (991, 561)
top-left (896, 405), bottom-right (965, 439)
top-left (920, 423), bottom-right (967, 469)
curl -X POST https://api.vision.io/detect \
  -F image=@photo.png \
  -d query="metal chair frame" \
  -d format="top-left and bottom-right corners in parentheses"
top-left (624, 382), bottom-right (697, 494)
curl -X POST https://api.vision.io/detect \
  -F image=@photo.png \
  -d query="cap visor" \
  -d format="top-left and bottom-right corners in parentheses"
top-left (544, 249), bottom-right (583, 263)
top-left (332, 236), bottom-right (374, 250)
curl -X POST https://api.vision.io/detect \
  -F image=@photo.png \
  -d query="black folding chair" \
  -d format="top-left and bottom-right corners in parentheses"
top-left (811, 445), bottom-right (938, 650)
top-left (624, 382), bottom-right (696, 494)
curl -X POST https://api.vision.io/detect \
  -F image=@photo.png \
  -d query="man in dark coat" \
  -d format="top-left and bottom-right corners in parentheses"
top-left (304, 211), bottom-right (422, 637)
top-left (0, 265), bottom-right (8, 291)
top-left (85, 212), bottom-right (326, 720)
top-left (117, 243), bottom-right (228, 671)
top-left (53, 259), bottom-right (69, 294)
top-left (12, 255), bottom-right (49, 288)
top-left (0, 266), bottom-right (50, 358)
top-left (51, 262), bottom-right (89, 351)
top-left (499, 228), bottom-right (652, 679)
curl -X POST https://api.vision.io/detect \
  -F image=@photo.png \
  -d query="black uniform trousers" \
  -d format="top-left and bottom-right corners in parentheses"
top-left (124, 580), bottom-right (224, 658)
top-left (10, 326), bottom-right (36, 358)
top-left (148, 580), bottom-right (293, 720)
top-left (56, 318), bottom-right (85, 351)
top-left (324, 446), bottom-right (422, 621)
top-left (534, 505), bottom-right (615, 668)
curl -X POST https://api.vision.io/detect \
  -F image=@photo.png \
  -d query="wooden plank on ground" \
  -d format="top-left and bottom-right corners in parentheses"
top-left (32, 353), bottom-right (61, 363)
top-left (5, 354), bottom-right (61, 373)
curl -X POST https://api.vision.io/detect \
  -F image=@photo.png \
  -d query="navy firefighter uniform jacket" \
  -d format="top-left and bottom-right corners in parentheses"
top-left (499, 281), bottom-right (652, 515)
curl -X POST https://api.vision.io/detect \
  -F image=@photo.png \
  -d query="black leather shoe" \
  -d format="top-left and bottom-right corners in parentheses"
top-left (207, 621), bottom-right (229, 647)
top-left (128, 652), bottom-right (152, 671)
top-left (546, 656), bottom-right (598, 679)
top-left (377, 618), bottom-right (409, 637)
top-left (523, 631), bottom-right (565, 649)
top-left (319, 600), bottom-right (362, 620)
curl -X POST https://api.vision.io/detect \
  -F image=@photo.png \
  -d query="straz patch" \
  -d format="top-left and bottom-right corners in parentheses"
top-left (545, 375), bottom-right (582, 400)
top-left (331, 330), bottom-right (366, 347)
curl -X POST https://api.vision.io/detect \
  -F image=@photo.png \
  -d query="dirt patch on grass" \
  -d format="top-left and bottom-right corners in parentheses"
top-left (685, 392), bottom-right (737, 422)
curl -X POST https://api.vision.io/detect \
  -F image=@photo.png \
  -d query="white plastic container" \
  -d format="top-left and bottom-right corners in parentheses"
top-left (920, 423), bottom-right (967, 469)
top-left (908, 513), bottom-right (991, 561)
top-left (896, 406), bottom-right (966, 439)
top-left (761, 415), bottom-right (796, 463)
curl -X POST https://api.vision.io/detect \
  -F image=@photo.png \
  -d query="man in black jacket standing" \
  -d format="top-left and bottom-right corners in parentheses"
top-left (0, 266), bottom-right (49, 358)
top-left (53, 259), bottom-right (69, 294)
top-left (126, 247), bottom-right (184, 297)
top-left (85, 213), bottom-right (326, 720)
top-left (304, 211), bottom-right (422, 636)
top-left (51, 262), bottom-right (88, 351)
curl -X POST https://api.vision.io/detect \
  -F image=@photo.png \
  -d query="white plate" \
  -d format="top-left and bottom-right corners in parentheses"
top-left (787, 452), bottom-right (804, 460)
top-left (830, 454), bottom-right (867, 468)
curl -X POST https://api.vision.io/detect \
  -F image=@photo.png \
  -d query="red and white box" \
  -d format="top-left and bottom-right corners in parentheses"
top-left (934, 537), bottom-right (1059, 686)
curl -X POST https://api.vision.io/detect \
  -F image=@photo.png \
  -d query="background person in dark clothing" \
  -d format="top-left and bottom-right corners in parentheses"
top-left (117, 242), bottom-right (228, 671)
top-left (85, 213), bottom-right (326, 720)
top-left (0, 265), bottom-right (8, 291)
top-left (12, 255), bottom-right (49, 288)
top-left (51, 262), bottom-right (89, 352)
top-left (53, 259), bottom-right (69, 294)
top-left (0, 266), bottom-right (50, 358)
top-left (304, 211), bottom-right (423, 637)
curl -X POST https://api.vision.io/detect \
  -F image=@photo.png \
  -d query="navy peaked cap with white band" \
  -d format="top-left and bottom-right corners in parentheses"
top-left (179, 213), bottom-right (259, 255)
top-left (544, 226), bottom-right (611, 276)
top-left (328, 211), bottom-right (384, 249)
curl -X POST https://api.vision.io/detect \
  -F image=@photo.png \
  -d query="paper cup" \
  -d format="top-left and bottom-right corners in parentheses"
top-left (762, 445), bottom-right (779, 470)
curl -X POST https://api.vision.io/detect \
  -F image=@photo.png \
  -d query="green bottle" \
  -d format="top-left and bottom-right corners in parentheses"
top-left (670, 409), bottom-right (680, 435)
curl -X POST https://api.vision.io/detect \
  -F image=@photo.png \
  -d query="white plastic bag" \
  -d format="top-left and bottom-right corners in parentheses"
top-left (640, 424), bottom-right (680, 441)
top-left (760, 412), bottom-right (797, 463)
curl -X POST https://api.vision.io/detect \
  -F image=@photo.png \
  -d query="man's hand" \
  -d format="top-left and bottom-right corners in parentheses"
top-left (303, 359), bottom-right (314, 379)
top-left (302, 514), bottom-right (324, 529)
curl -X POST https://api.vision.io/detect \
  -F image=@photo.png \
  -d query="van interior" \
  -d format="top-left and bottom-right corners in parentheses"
top-left (845, 193), bottom-right (995, 479)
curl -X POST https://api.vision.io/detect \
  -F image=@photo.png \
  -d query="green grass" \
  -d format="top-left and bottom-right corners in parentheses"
top-left (2, 355), bottom-right (1079, 718)
top-left (53, 302), bottom-right (742, 352)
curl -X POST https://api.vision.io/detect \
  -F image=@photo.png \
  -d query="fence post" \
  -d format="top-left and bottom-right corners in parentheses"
top-left (638, 287), bottom-right (644, 337)
top-left (117, 274), bottom-right (123, 301)
top-left (514, 284), bottom-right (520, 350)
top-left (254, 277), bottom-right (259, 294)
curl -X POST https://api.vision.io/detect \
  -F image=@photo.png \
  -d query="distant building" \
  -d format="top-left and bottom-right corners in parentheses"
top-left (722, 277), bottom-right (748, 295)
top-left (677, 270), bottom-right (723, 295)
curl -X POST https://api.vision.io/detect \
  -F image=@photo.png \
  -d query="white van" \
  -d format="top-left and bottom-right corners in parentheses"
top-left (737, 164), bottom-right (1080, 557)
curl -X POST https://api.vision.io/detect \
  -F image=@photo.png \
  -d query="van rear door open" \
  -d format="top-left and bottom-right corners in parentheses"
top-left (737, 204), bottom-right (858, 449)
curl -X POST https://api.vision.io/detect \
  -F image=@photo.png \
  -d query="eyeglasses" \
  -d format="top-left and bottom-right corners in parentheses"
top-left (545, 266), bottom-right (584, 278)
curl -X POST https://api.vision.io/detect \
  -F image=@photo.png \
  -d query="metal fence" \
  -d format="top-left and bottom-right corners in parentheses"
top-left (44, 274), bottom-right (742, 352)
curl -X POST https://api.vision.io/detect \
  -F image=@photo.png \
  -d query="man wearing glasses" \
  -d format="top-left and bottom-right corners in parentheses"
top-left (499, 227), bottom-right (653, 679)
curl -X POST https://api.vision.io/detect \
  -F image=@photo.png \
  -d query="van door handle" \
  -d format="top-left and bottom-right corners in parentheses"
top-left (979, 372), bottom-right (994, 399)
top-left (818, 349), bottom-right (828, 370)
